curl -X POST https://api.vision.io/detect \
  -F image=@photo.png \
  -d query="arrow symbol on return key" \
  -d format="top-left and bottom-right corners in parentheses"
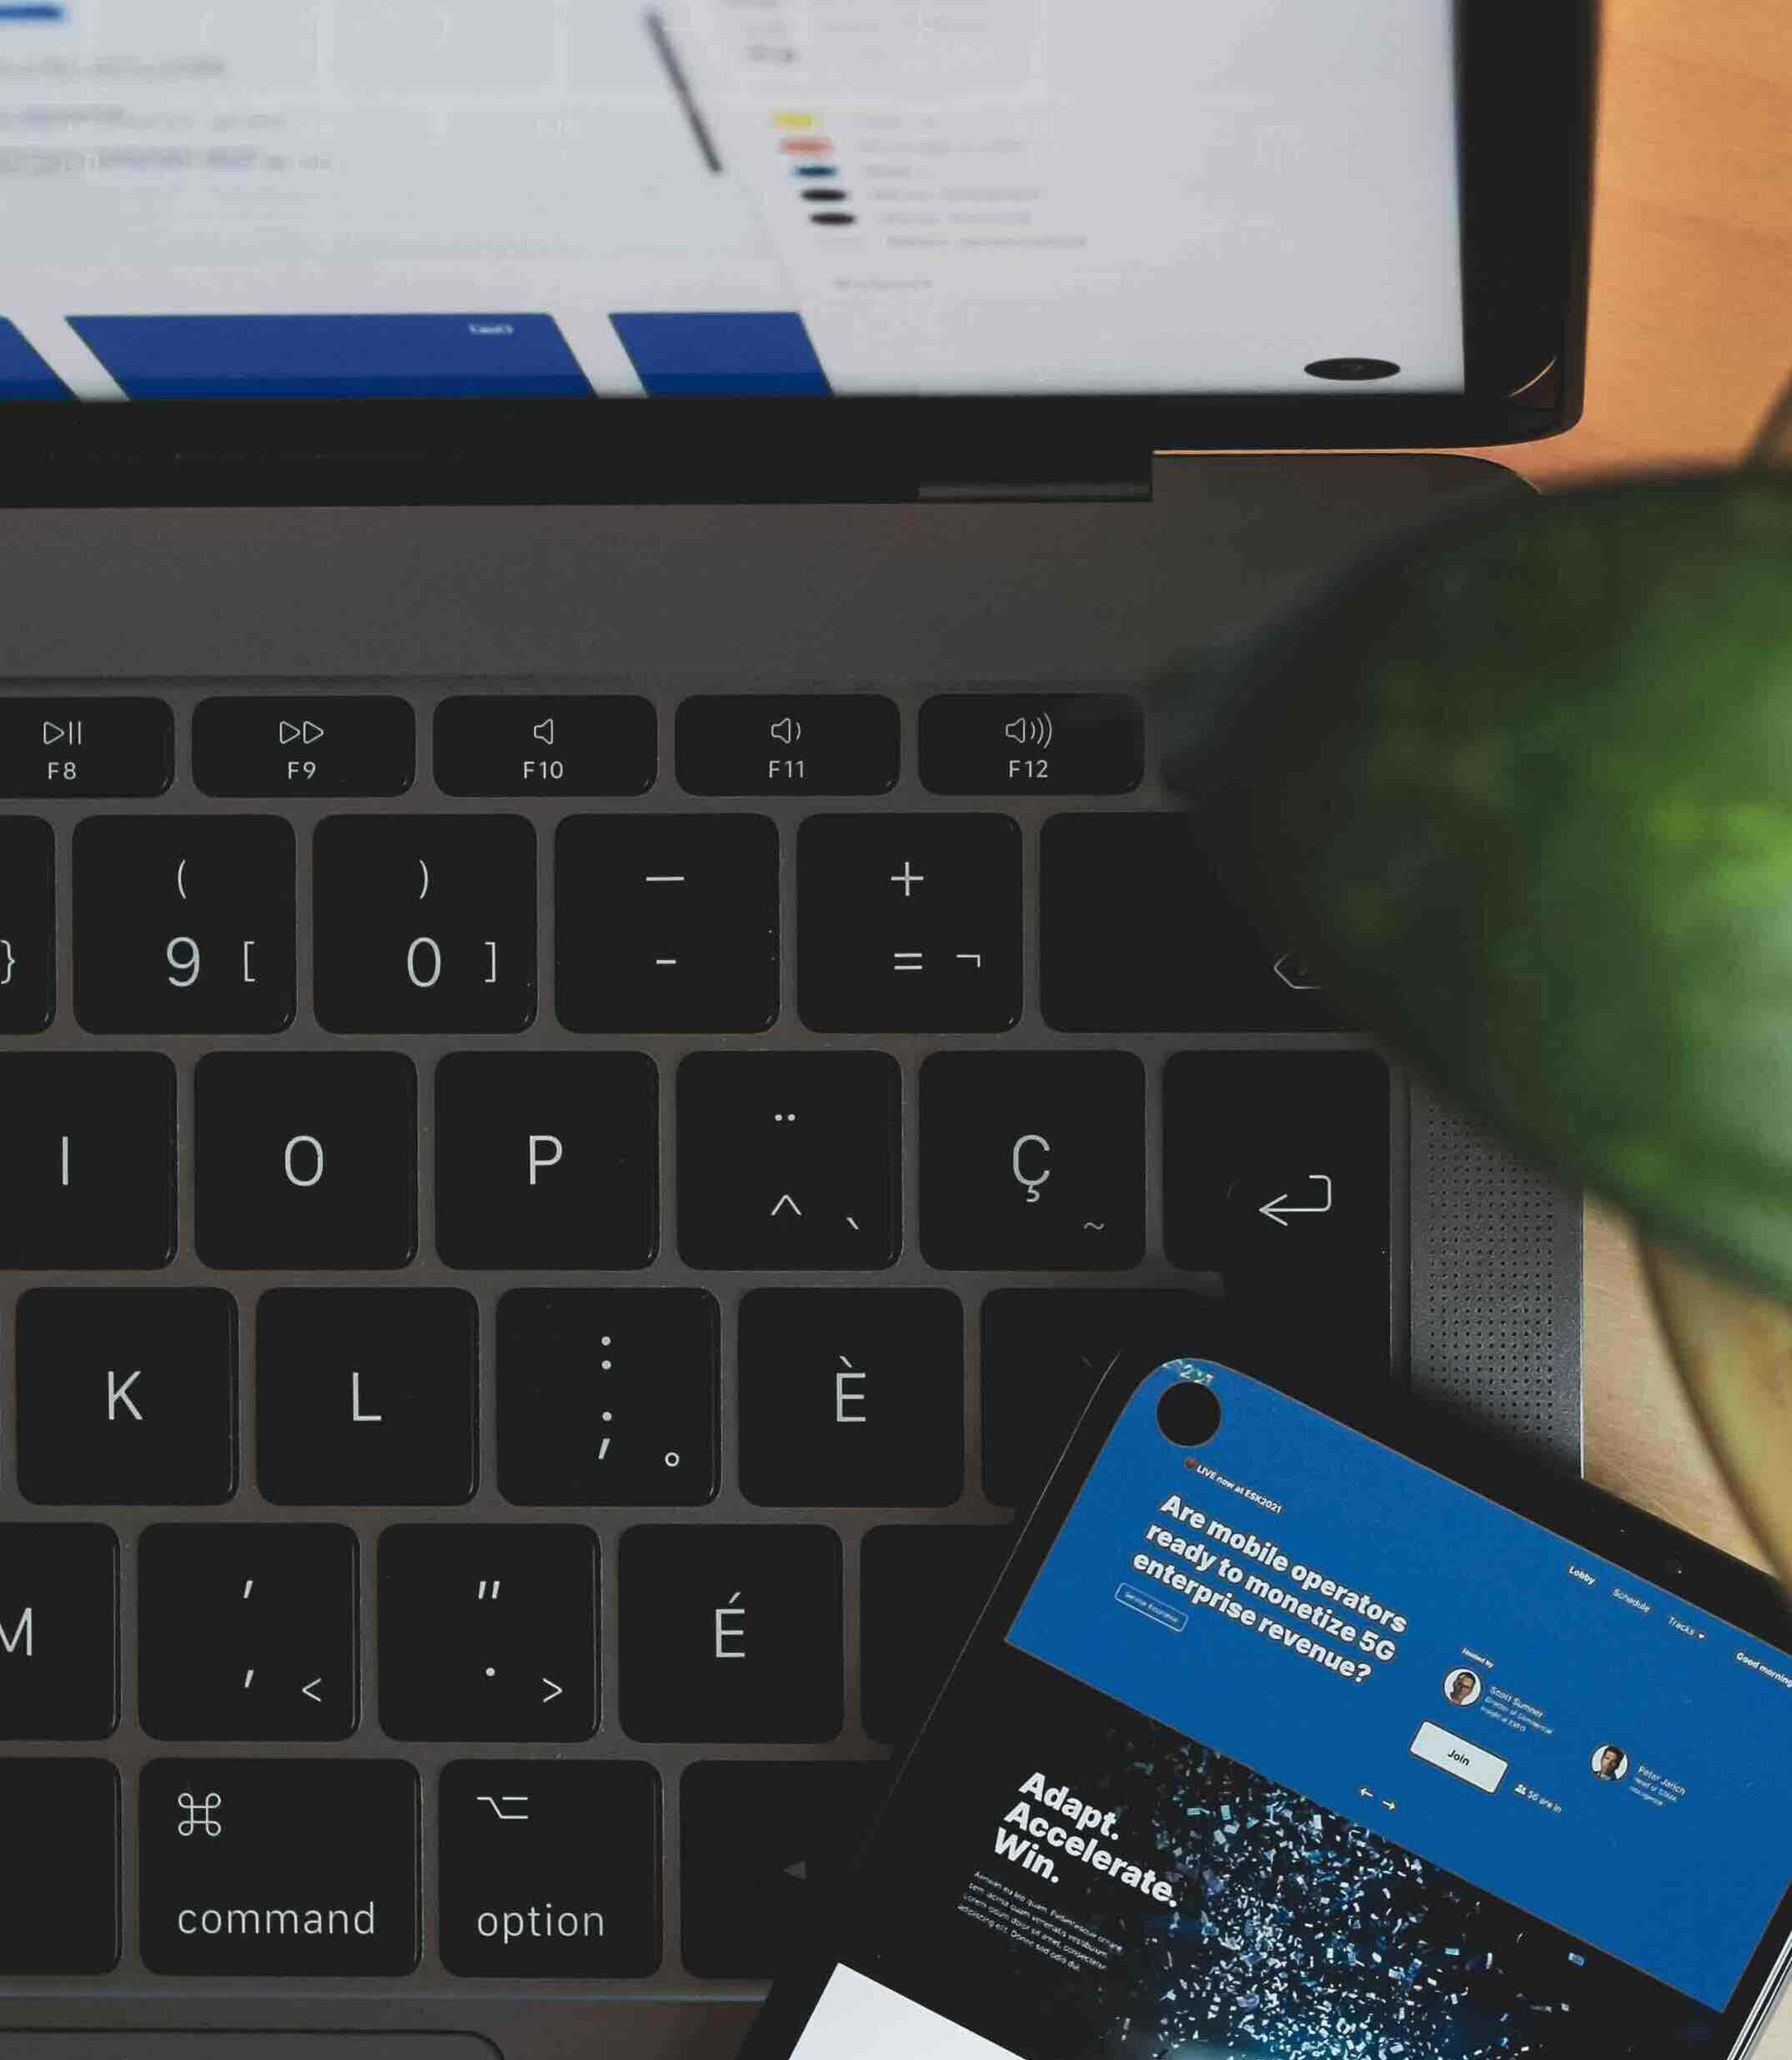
top-left (301, 1677), bottom-right (323, 1703)
top-left (1258, 1173), bottom-right (1333, 1227)
top-left (541, 1677), bottom-right (564, 1703)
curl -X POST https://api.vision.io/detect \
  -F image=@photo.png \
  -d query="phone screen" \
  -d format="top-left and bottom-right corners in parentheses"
top-left (755, 1361), bottom-right (1792, 2060)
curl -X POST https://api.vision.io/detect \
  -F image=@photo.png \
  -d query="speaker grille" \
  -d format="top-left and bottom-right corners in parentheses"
top-left (1409, 1078), bottom-right (1584, 1470)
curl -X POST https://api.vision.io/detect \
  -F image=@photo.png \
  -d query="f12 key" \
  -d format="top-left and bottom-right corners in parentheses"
top-left (920, 693), bottom-right (1142, 795)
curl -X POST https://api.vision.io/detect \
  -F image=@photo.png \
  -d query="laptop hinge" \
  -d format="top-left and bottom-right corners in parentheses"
top-left (917, 472), bottom-right (1152, 504)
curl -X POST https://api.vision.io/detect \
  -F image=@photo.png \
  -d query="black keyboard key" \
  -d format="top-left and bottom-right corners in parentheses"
top-left (555, 815), bottom-right (777, 1033)
top-left (0, 1524), bottom-right (118, 1739)
top-left (192, 696), bottom-right (414, 797)
top-left (195, 1053), bottom-right (416, 1269)
top-left (436, 1053), bottom-right (657, 1269)
top-left (738, 1289), bottom-right (962, 1508)
top-left (434, 693), bottom-right (655, 796)
top-left (1166, 1050), bottom-right (1392, 1363)
top-left (379, 1524), bottom-right (597, 1742)
top-left (0, 1761), bottom-right (118, 1971)
top-left (620, 1525), bottom-right (841, 1743)
top-left (139, 1759), bottom-right (418, 1973)
top-left (677, 1053), bottom-right (899, 1269)
top-left (439, 1761), bottom-right (660, 1977)
top-left (138, 1525), bottom-right (357, 1741)
top-left (255, 1289), bottom-right (477, 1505)
top-left (498, 1289), bottom-right (718, 1506)
top-left (1042, 812), bottom-right (1346, 1030)
top-left (861, 1525), bottom-right (1012, 1746)
top-left (16, 1288), bottom-right (235, 1505)
top-left (919, 1051), bottom-right (1144, 1269)
top-left (0, 1053), bottom-right (174, 1267)
top-left (797, 813), bottom-right (1021, 1031)
top-left (74, 816), bottom-right (296, 1033)
top-left (981, 1287), bottom-right (1228, 1510)
top-left (676, 693), bottom-right (898, 796)
top-left (920, 692), bottom-right (1143, 795)
top-left (680, 1761), bottom-right (887, 1978)
top-left (314, 814), bottom-right (535, 1032)
top-left (0, 696), bottom-right (170, 797)
top-left (0, 817), bottom-right (53, 1031)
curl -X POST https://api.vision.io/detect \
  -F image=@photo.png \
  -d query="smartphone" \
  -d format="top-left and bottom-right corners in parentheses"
top-left (743, 1357), bottom-right (1792, 2060)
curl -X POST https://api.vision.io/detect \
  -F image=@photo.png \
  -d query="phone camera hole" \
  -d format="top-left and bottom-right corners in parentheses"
top-left (1157, 1381), bottom-right (1222, 1447)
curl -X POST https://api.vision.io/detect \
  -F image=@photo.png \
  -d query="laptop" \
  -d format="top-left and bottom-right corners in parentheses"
top-left (0, 2), bottom-right (1594, 2054)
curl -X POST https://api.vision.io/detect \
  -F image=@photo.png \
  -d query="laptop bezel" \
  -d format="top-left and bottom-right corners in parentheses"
top-left (0, 0), bottom-right (1594, 502)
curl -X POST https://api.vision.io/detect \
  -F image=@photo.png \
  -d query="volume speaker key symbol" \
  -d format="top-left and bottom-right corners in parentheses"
top-left (1002, 712), bottom-right (1052, 749)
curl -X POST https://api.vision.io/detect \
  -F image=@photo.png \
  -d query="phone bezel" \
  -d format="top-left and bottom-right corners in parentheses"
top-left (741, 1356), bottom-right (1792, 2060)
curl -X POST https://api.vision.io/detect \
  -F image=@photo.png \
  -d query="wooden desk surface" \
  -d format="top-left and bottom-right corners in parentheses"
top-left (1460, 0), bottom-right (1792, 1560)
top-left (1456, 1), bottom-right (1792, 2044)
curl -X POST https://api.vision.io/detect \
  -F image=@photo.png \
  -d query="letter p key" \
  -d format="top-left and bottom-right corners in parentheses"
top-left (528, 1134), bottom-right (563, 1187)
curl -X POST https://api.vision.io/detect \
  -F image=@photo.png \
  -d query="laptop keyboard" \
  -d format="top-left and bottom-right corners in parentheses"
top-left (0, 681), bottom-right (1394, 1990)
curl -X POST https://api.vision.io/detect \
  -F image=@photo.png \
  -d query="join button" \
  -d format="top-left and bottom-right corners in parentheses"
top-left (1410, 1720), bottom-right (1509, 1794)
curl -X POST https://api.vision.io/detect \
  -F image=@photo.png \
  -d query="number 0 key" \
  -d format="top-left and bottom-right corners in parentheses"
top-left (315, 816), bottom-right (536, 1033)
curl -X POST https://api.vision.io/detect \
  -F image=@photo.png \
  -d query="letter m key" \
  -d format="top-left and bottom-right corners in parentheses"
top-left (0, 1608), bottom-right (32, 1658)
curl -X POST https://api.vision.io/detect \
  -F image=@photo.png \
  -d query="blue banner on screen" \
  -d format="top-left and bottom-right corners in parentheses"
top-left (68, 314), bottom-right (594, 399)
top-left (0, 319), bottom-right (69, 398)
top-left (610, 313), bottom-right (831, 397)
top-left (1006, 1361), bottom-right (1792, 2012)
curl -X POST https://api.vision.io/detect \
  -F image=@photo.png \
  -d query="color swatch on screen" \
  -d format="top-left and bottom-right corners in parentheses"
top-left (0, 319), bottom-right (70, 399)
top-left (68, 314), bottom-right (595, 399)
top-left (609, 313), bottom-right (831, 397)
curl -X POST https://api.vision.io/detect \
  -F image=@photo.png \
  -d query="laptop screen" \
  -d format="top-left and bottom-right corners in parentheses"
top-left (2, 0), bottom-right (1466, 404)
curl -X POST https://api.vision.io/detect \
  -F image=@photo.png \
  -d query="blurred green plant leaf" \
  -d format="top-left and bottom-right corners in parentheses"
top-left (1171, 472), bottom-right (1792, 1305)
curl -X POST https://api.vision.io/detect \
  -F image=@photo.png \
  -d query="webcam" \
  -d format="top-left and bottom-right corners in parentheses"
top-left (1304, 356), bottom-right (1400, 381)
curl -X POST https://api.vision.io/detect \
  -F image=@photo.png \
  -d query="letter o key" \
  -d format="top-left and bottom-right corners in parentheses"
top-left (284, 1133), bottom-right (325, 1188)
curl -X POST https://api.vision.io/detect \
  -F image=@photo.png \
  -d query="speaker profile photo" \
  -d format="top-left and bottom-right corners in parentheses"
top-left (1442, 1666), bottom-right (1483, 1708)
top-left (1592, 1743), bottom-right (1630, 1782)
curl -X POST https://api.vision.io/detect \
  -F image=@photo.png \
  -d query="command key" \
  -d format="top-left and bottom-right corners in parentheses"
top-left (140, 1759), bottom-right (419, 1973)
